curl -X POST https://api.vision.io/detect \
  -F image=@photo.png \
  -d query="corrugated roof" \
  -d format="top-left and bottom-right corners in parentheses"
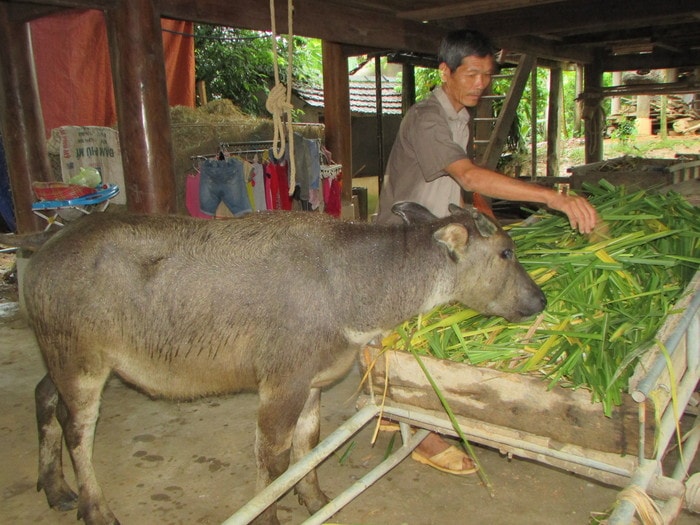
top-left (294, 79), bottom-right (403, 115)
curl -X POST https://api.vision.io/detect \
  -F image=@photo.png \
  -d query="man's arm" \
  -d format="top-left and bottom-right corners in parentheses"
top-left (446, 157), bottom-right (599, 234)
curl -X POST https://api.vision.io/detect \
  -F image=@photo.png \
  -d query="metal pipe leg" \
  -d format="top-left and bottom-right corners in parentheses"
top-left (222, 404), bottom-right (380, 525)
top-left (301, 428), bottom-right (430, 525)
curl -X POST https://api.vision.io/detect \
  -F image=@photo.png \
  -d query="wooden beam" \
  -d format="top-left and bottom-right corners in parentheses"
top-left (0, 3), bottom-right (53, 232)
top-left (469, 0), bottom-right (700, 40)
top-left (158, 0), bottom-right (444, 55)
top-left (582, 80), bottom-right (700, 99)
top-left (496, 35), bottom-right (592, 65)
top-left (105, 0), bottom-right (176, 213)
top-left (322, 40), bottom-right (352, 203)
top-left (399, 0), bottom-right (566, 21)
top-left (602, 50), bottom-right (700, 72)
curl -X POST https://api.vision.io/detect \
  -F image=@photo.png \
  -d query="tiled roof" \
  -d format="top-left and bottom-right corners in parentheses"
top-left (294, 79), bottom-right (403, 115)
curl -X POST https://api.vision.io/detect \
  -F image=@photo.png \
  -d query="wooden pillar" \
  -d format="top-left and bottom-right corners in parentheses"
top-left (529, 63), bottom-right (538, 177)
top-left (583, 60), bottom-right (604, 164)
top-left (105, 0), bottom-right (176, 214)
top-left (546, 66), bottom-right (562, 178)
top-left (636, 95), bottom-right (652, 136)
top-left (0, 5), bottom-right (53, 233)
top-left (401, 64), bottom-right (415, 115)
top-left (573, 64), bottom-right (583, 136)
top-left (321, 40), bottom-right (352, 204)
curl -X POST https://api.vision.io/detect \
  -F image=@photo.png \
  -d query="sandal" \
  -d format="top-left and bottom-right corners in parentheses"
top-left (411, 445), bottom-right (478, 476)
top-left (378, 418), bottom-right (401, 432)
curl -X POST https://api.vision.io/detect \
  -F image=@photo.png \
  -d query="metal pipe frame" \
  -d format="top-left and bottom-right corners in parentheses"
top-left (222, 404), bottom-right (429, 525)
top-left (607, 284), bottom-right (699, 525)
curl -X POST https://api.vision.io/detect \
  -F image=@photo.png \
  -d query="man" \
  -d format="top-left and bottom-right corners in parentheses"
top-left (376, 29), bottom-right (598, 233)
top-left (376, 29), bottom-right (599, 475)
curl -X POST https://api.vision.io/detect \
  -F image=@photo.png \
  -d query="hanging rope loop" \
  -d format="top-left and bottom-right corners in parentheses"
top-left (267, 0), bottom-right (296, 193)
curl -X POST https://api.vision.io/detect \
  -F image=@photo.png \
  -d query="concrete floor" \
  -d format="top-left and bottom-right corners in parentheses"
top-left (1, 301), bottom-right (698, 525)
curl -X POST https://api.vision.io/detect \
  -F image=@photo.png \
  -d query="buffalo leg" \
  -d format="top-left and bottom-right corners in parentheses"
top-left (291, 387), bottom-right (329, 513)
top-left (252, 381), bottom-right (313, 525)
top-left (56, 370), bottom-right (117, 525)
top-left (35, 374), bottom-right (79, 510)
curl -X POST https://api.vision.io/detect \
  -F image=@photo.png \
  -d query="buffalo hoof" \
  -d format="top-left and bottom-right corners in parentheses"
top-left (38, 480), bottom-right (78, 512)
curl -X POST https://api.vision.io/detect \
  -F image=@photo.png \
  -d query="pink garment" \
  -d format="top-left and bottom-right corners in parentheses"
top-left (185, 172), bottom-right (210, 219)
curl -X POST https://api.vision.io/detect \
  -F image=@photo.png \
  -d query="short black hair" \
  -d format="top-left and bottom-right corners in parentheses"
top-left (438, 29), bottom-right (495, 72)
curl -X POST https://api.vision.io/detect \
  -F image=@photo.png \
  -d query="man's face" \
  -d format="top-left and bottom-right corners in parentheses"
top-left (440, 54), bottom-right (495, 111)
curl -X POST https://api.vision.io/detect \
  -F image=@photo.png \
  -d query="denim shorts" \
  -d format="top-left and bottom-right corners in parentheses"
top-left (199, 158), bottom-right (252, 216)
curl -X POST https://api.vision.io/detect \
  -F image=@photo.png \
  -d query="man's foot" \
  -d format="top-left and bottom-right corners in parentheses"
top-left (411, 432), bottom-right (477, 475)
top-left (378, 418), bottom-right (401, 432)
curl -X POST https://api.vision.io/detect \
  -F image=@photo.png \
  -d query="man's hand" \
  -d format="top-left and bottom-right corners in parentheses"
top-left (547, 192), bottom-right (599, 234)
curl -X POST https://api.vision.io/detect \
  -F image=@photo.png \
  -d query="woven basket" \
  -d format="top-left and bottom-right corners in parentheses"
top-left (32, 182), bottom-right (96, 201)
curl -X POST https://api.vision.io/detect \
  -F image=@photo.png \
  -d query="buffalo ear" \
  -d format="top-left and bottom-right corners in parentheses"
top-left (392, 201), bottom-right (438, 225)
top-left (472, 210), bottom-right (499, 238)
top-left (433, 223), bottom-right (469, 262)
top-left (448, 203), bottom-right (471, 216)
top-left (449, 203), bottom-right (499, 238)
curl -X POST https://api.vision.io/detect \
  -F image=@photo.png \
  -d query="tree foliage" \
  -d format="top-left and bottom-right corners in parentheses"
top-left (194, 25), bottom-right (323, 117)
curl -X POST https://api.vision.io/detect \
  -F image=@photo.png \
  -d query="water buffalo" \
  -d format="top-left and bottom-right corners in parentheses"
top-left (13, 202), bottom-right (545, 524)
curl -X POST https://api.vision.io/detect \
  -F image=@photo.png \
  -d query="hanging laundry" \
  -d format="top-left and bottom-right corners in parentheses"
top-left (199, 157), bottom-right (252, 217)
top-left (264, 159), bottom-right (292, 210)
top-left (322, 174), bottom-right (341, 218)
top-left (185, 171), bottom-right (210, 219)
top-left (250, 161), bottom-right (268, 211)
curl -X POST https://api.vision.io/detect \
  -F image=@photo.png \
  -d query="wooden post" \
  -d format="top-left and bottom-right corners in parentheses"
top-left (546, 66), bottom-right (562, 178)
top-left (530, 62), bottom-right (537, 177)
top-left (610, 72), bottom-right (622, 117)
top-left (321, 41), bottom-right (352, 204)
top-left (105, 0), bottom-right (176, 214)
top-left (196, 80), bottom-right (208, 106)
top-left (0, 4), bottom-right (53, 233)
top-left (401, 64), bottom-right (415, 115)
top-left (573, 64), bottom-right (583, 137)
top-left (636, 95), bottom-right (652, 136)
top-left (583, 60), bottom-right (604, 164)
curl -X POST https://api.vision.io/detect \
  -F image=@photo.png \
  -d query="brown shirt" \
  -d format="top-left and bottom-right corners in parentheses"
top-left (376, 86), bottom-right (470, 225)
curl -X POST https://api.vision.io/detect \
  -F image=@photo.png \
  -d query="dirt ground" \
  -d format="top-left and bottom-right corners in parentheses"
top-left (0, 261), bottom-right (698, 525)
top-left (1, 139), bottom-right (698, 524)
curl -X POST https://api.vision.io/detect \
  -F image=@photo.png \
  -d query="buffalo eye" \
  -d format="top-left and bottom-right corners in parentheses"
top-left (501, 248), bottom-right (514, 260)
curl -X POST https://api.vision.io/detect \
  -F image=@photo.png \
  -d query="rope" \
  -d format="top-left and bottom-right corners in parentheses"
top-left (616, 486), bottom-right (663, 525)
top-left (267, 0), bottom-right (296, 194)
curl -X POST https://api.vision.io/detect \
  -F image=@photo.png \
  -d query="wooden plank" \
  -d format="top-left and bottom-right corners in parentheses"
top-left (358, 395), bottom-right (639, 488)
top-left (361, 346), bottom-right (655, 457)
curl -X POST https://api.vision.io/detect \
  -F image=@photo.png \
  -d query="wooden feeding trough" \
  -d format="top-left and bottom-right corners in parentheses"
top-left (565, 155), bottom-right (700, 191)
top-left (358, 271), bottom-right (700, 524)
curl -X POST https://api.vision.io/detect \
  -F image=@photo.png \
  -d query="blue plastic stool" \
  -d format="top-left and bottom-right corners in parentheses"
top-left (32, 184), bottom-right (120, 230)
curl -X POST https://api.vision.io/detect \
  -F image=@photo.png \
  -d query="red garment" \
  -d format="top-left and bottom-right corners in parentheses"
top-left (264, 162), bottom-right (291, 210)
top-left (323, 175), bottom-right (341, 218)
